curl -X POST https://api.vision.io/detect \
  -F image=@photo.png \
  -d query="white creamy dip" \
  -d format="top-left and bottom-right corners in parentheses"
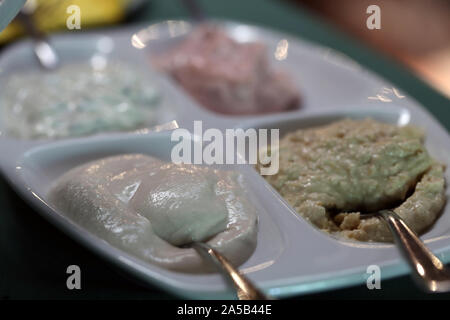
top-left (48, 154), bottom-right (258, 273)
top-left (1, 61), bottom-right (169, 139)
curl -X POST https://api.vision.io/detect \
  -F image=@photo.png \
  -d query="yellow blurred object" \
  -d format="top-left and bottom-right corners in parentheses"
top-left (0, 0), bottom-right (133, 44)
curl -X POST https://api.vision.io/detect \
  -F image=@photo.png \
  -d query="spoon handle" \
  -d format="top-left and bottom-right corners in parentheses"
top-left (17, 12), bottom-right (59, 70)
top-left (379, 210), bottom-right (450, 292)
top-left (180, 0), bottom-right (206, 21)
top-left (191, 242), bottom-right (270, 300)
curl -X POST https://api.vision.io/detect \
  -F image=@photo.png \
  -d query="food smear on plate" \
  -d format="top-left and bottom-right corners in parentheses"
top-left (153, 24), bottom-right (300, 115)
top-left (48, 154), bottom-right (258, 273)
top-left (1, 61), bottom-right (170, 139)
top-left (261, 118), bottom-right (446, 242)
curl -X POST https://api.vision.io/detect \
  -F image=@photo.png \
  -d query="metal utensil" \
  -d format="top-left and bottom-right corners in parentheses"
top-left (16, 11), bottom-right (59, 70)
top-left (376, 209), bottom-right (450, 292)
top-left (180, 0), bottom-right (206, 21)
top-left (191, 242), bottom-right (271, 300)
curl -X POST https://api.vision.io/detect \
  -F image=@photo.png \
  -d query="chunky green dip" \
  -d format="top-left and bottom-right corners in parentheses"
top-left (264, 118), bottom-right (446, 242)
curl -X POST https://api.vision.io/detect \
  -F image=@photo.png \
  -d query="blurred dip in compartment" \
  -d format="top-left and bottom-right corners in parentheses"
top-left (153, 24), bottom-right (300, 115)
top-left (1, 60), bottom-right (172, 139)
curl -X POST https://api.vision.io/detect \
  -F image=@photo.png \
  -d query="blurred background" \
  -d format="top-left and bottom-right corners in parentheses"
top-left (296, 0), bottom-right (450, 98)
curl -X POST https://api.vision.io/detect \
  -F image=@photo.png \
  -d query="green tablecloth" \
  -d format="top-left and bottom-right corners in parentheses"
top-left (1, 0), bottom-right (449, 300)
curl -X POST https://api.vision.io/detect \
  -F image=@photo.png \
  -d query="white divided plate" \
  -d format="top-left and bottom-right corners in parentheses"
top-left (0, 20), bottom-right (449, 299)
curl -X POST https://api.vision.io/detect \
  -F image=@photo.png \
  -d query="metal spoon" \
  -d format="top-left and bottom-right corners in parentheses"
top-left (191, 242), bottom-right (271, 300)
top-left (180, 0), bottom-right (206, 22)
top-left (16, 11), bottom-right (59, 70)
top-left (376, 209), bottom-right (450, 292)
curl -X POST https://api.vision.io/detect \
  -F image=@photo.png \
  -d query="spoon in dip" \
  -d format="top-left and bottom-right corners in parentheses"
top-left (190, 242), bottom-right (271, 300)
top-left (372, 210), bottom-right (450, 292)
top-left (180, 0), bottom-right (206, 21)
